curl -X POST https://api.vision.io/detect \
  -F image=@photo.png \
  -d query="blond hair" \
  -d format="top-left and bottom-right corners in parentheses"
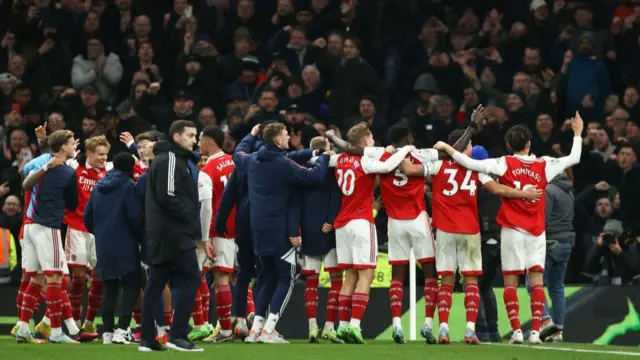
top-left (309, 136), bottom-right (328, 150)
top-left (48, 130), bottom-right (75, 153)
top-left (346, 123), bottom-right (371, 146)
top-left (84, 135), bottom-right (111, 153)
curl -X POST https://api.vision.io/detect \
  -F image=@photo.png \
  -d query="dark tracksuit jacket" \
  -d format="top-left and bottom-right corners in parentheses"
top-left (84, 170), bottom-right (143, 281)
top-left (288, 167), bottom-right (341, 258)
top-left (233, 134), bottom-right (329, 257)
top-left (25, 159), bottom-right (78, 229)
top-left (145, 141), bottom-right (199, 265)
top-left (229, 133), bottom-right (320, 256)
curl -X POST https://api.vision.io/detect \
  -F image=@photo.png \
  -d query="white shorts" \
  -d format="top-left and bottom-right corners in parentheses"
top-left (20, 239), bottom-right (28, 272)
top-left (501, 227), bottom-right (546, 275)
top-left (335, 219), bottom-right (378, 269)
top-left (196, 242), bottom-right (213, 272)
top-left (301, 249), bottom-right (340, 275)
top-left (65, 228), bottom-right (97, 268)
top-left (435, 230), bottom-right (483, 277)
top-left (23, 223), bottom-right (68, 276)
top-left (212, 237), bottom-right (237, 273)
top-left (388, 212), bottom-right (435, 265)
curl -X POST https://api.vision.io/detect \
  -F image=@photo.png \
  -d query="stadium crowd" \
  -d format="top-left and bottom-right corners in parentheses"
top-left (1, 0), bottom-right (640, 351)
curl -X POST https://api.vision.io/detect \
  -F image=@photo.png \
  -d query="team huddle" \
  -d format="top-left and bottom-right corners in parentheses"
top-left (10, 104), bottom-right (584, 347)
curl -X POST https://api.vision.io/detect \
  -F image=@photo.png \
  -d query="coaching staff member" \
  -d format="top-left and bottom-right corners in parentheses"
top-left (140, 120), bottom-right (204, 352)
top-left (233, 122), bottom-right (330, 342)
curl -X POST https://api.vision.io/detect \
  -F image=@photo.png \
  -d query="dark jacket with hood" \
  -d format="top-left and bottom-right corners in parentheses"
top-left (545, 173), bottom-right (575, 242)
top-left (145, 141), bottom-right (199, 265)
top-left (233, 133), bottom-right (329, 256)
top-left (288, 166), bottom-right (341, 257)
top-left (84, 170), bottom-right (142, 280)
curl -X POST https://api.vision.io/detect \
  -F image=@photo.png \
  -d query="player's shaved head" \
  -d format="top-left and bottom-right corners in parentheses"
top-left (346, 123), bottom-right (372, 146)
top-left (388, 123), bottom-right (412, 147)
top-left (447, 129), bottom-right (467, 146)
top-left (201, 125), bottom-right (225, 148)
top-left (504, 125), bottom-right (532, 153)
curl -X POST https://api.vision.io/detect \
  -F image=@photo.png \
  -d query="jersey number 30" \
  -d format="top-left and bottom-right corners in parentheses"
top-left (337, 168), bottom-right (356, 196)
top-left (442, 168), bottom-right (476, 196)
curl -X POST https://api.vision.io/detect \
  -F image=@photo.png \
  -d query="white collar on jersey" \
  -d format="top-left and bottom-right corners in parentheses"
top-left (513, 153), bottom-right (536, 162)
top-left (206, 151), bottom-right (225, 163)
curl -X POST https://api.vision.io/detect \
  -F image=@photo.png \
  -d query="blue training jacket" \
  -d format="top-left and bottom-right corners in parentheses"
top-left (23, 154), bottom-right (78, 228)
top-left (84, 170), bottom-right (143, 280)
top-left (233, 133), bottom-right (329, 256)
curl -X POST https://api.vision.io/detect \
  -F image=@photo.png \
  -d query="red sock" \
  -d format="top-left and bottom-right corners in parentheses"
top-left (437, 284), bottom-right (453, 325)
top-left (46, 283), bottom-right (63, 329)
top-left (85, 276), bottom-right (103, 322)
top-left (19, 282), bottom-right (42, 322)
top-left (132, 311), bottom-right (142, 327)
top-left (246, 286), bottom-right (255, 314)
top-left (389, 278), bottom-right (403, 319)
top-left (530, 285), bottom-right (545, 332)
top-left (338, 294), bottom-right (352, 324)
top-left (163, 311), bottom-right (173, 327)
top-left (503, 285), bottom-right (521, 330)
top-left (70, 275), bottom-right (84, 321)
top-left (215, 285), bottom-right (232, 331)
top-left (60, 277), bottom-right (73, 321)
top-left (424, 277), bottom-right (438, 319)
top-left (326, 273), bottom-right (342, 324)
top-left (351, 292), bottom-right (369, 321)
top-left (199, 278), bottom-right (210, 324)
top-left (191, 289), bottom-right (205, 326)
top-left (304, 274), bottom-right (319, 319)
top-left (17, 278), bottom-right (29, 316)
top-left (464, 283), bottom-right (480, 325)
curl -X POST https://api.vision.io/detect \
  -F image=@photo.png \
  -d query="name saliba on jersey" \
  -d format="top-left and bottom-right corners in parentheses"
top-left (216, 159), bottom-right (233, 172)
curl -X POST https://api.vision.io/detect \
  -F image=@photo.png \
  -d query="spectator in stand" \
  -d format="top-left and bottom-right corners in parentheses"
top-left (71, 37), bottom-right (123, 104)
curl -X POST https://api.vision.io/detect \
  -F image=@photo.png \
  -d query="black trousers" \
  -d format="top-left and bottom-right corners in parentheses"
top-left (477, 241), bottom-right (500, 334)
top-left (102, 268), bottom-right (143, 333)
top-left (141, 248), bottom-right (200, 342)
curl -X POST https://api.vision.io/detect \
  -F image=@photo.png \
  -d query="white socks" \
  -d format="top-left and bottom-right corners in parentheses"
top-left (42, 316), bottom-right (51, 326)
top-left (392, 317), bottom-right (402, 328)
top-left (309, 318), bottom-right (317, 330)
top-left (349, 318), bottom-right (361, 328)
top-left (323, 321), bottom-right (334, 332)
top-left (466, 321), bottom-right (475, 331)
top-left (263, 313), bottom-right (280, 333)
top-left (424, 317), bottom-right (433, 328)
top-left (65, 318), bottom-right (80, 335)
top-left (251, 316), bottom-right (265, 333)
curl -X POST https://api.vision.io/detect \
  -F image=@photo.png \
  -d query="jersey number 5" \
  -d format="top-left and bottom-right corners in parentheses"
top-left (442, 168), bottom-right (476, 196)
top-left (392, 169), bottom-right (408, 187)
top-left (336, 168), bottom-right (355, 196)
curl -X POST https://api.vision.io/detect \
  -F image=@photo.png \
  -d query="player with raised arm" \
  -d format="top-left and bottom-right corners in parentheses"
top-left (196, 126), bottom-right (237, 343)
top-left (328, 123), bottom-right (415, 344)
top-left (64, 136), bottom-right (111, 342)
top-left (402, 127), bottom-right (542, 345)
top-left (434, 112), bottom-right (584, 345)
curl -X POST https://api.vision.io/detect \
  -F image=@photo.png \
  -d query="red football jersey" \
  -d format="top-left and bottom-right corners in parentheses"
top-left (199, 152), bottom-right (236, 239)
top-left (333, 154), bottom-right (376, 229)
top-left (430, 160), bottom-right (481, 234)
top-left (379, 152), bottom-right (426, 220)
top-left (64, 163), bottom-right (108, 232)
top-left (497, 156), bottom-right (548, 236)
top-left (133, 160), bottom-right (147, 181)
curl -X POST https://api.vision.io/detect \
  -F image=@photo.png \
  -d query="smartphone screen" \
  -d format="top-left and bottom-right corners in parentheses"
top-left (185, 5), bottom-right (193, 18)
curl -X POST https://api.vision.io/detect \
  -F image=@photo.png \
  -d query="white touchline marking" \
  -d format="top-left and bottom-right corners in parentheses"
top-left (485, 343), bottom-right (640, 356)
